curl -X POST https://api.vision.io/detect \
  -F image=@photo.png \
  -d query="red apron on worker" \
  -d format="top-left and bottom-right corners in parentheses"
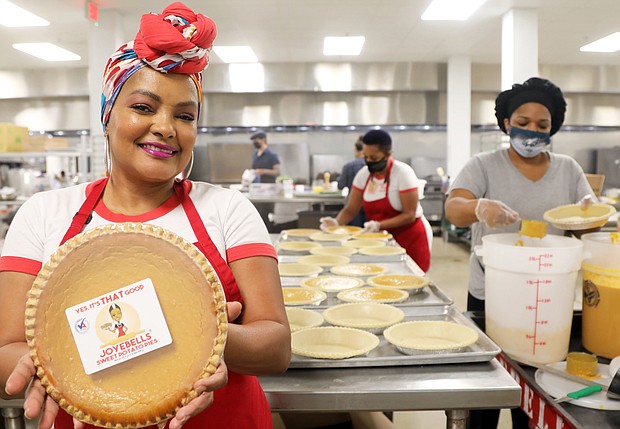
top-left (55, 177), bottom-right (272, 429)
top-left (362, 160), bottom-right (431, 272)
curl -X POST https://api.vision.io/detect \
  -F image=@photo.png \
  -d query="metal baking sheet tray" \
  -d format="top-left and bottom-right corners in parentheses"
top-left (275, 232), bottom-right (425, 272)
top-left (278, 254), bottom-right (452, 307)
top-left (287, 305), bottom-right (501, 368)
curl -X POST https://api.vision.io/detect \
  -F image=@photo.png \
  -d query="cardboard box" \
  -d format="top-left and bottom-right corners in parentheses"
top-left (22, 136), bottom-right (69, 152)
top-left (0, 124), bottom-right (29, 152)
top-left (45, 137), bottom-right (69, 151)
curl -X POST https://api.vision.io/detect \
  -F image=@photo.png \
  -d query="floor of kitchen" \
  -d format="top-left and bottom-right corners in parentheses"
top-left (273, 236), bottom-right (514, 429)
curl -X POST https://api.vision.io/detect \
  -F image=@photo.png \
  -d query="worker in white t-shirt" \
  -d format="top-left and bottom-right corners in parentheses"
top-left (321, 129), bottom-right (432, 272)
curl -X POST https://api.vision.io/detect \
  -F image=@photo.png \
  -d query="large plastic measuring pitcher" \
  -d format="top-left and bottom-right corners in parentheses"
top-left (581, 232), bottom-right (620, 359)
top-left (476, 233), bottom-right (583, 364)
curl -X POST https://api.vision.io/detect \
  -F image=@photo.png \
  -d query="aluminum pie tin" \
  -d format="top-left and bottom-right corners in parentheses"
top-left (291, 326), bottom-right (380, 359)
top-left (384, 320), bottom-right (479, 355)
top-left (322, 302), bottom-right (405, 334)
top-left (285, 307), bottom-right (324, 332)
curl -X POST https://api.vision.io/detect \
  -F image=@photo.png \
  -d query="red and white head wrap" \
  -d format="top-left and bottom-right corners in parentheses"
top-left (101, 2), bottom-right (217, 128)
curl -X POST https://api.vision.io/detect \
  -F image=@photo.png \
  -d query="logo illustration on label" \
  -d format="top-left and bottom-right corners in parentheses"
top-left (65, 278), bottom-right (172, 375)
top-left (583, 280), bottom-right (600, 308)
top-left (101, 303), bottom-right (128, 337)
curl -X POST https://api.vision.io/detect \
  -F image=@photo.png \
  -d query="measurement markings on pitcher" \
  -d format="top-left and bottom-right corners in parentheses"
top-left (525, 279), bottom-right (553, 355)
top-left (528, 253), bottom-right (554, 271)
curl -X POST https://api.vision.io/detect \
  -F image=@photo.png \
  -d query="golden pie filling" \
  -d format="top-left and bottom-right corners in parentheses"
top-left (367, 274), bottom-right (429, 290)
top-left (336, 287), bottom-right (409, 303)
top-left (330, 263), bottom-right (387, 276)
top-left (325, 225), bottom-right (363, 235)
top-left (25, 223), bottom-right (228, 428)
top-left (281, 287), bottom-right (327, 305)
top-left (352, 232), bottom-right (393, 241)
top-left (300, 276), bottom-right (363, 292)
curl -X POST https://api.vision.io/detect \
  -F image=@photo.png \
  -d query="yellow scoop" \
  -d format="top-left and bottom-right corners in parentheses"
top-left (519, 219), bottom-right (548, 239)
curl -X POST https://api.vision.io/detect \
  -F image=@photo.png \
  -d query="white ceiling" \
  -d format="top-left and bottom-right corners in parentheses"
top-left (2, 0), bottom-right (620, 71)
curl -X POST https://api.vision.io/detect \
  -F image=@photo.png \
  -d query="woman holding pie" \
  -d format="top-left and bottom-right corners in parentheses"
top-left (320, 129), bottom-right (433, 272)
top-left (0, 3), bottom-right (290, 429)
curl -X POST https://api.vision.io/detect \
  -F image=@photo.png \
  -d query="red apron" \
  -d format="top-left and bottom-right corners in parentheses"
top-left (362, 160), bottom-right (431, 272)
top-left (55, 178), bottom-right (272, 429)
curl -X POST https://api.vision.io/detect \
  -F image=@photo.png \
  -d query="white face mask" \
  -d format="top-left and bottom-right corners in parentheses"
top-left (509, 126), bottom-right (551, 158)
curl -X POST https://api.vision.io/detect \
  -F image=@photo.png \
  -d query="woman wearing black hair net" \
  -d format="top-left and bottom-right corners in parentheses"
top-left (444, 77), bottom-right (596, 429)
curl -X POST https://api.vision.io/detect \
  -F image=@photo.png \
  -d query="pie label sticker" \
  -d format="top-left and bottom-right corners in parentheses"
top-left (65, 278), bottom-right (172, 375)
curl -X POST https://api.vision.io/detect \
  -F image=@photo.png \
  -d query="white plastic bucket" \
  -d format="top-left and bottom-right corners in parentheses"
top-left (580, 232), bottom-right (620, 358)
top-left (475, 233), bottom-right (584, 364)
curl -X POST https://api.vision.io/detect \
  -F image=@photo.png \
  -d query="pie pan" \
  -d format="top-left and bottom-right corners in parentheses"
top-left (352, 232), bottom-right (393, 241)
top-left (384, 321), bottom-right (479, 354)
top-left (359, 246), bottom-right (406, 256)
top-left (285, 307), bottom-right (324, 332)
top-left (342, 239), bottom-right (386, 249)
top-left (277, 241), bottom-right (322, 252)
top-left (291, 326), bottom-right (380, 359)
top-left (367, 274), bottom-right (430, 293)
top-left (336, 287), bottom-right (409, 304)
top-left (25, 223), bottom-right (227, 428)
top-left (322, 303), bottom-right (405, 333)
top-left (543, 203), bottom-right (616, 230)
top-left (281, 287), bottom-right (327, 306)
top-left (310, 246), bottom-right (358, 256)
top-left (330, 263), bottom-right (388, 277)
top-left (278, 263), bottom-right (323, 277)
top-left (325, 225), bottom-right (363, 235)
top-left (309, 232), bottom-right (351, 242)
top-left (300, 275), bottom-right (364, 293)
top-left (283, 228), bottom-right (321, 238)
top-left (297, 254), bottom-right (350, 267)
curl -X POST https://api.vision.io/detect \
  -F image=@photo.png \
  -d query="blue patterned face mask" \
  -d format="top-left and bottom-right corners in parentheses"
top-left (509, 126), bottom-right (551, 158)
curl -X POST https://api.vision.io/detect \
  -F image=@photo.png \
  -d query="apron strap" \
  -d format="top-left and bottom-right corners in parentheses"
top-left (173, 181), bottom-right (240, 299)
top-left (60, 177), bottom-right (108, 246)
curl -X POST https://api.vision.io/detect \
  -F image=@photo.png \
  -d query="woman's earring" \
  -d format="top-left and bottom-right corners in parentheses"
top-left (176, 151), bottom-right (194, 182)
top-left (104, 135), bottom-right (112, 177)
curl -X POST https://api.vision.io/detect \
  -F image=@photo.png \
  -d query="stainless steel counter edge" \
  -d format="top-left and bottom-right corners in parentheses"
top-left (245, 194), bottom-right (346, 204)
top-left (260, 358), bottom-right (521, 412)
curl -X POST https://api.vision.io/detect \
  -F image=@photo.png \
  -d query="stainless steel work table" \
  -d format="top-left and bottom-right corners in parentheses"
top-left (0, 399), bottom-right (26, 429)
top-left (260, 358), bottom-right (521, 428)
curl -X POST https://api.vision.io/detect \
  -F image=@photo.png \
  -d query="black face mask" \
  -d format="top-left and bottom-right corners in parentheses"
top-left (366, 157), bottom-right (388, 173)
top-left (253, 141), bottom-right (262, 149)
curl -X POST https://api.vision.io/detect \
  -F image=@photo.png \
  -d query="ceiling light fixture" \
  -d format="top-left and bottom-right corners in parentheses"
top-left (421, 0), bottom-right (487, 21)
top-left (0, 0), bottom-right (49, 27)
top-left (12, 43), bottom-right (81, 62)
top-left (212, 46), bottom-right (258, 63)
top-left (323, 36), bottom-right (365, 56)
top-left (580, 32), bottom-right (620, 52)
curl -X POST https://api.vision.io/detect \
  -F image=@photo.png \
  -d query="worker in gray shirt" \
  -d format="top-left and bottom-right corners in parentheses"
top-left (444, 77), bottom-right (595, 429)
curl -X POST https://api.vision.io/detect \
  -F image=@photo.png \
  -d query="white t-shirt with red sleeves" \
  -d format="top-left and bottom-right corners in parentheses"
top-left (352, 159), bottom-right (425, 218)
top-left (0, 181), bottom-right (276, 276)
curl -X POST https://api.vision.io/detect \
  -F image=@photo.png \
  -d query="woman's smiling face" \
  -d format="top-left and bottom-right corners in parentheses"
top-left (105, 67), bottom-right (199, 184)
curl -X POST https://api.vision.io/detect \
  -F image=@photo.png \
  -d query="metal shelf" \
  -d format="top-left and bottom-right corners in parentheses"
top-left (0, 151), bottom-right (83, 160)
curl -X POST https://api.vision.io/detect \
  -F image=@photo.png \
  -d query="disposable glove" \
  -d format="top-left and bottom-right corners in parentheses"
top-left (319, 216), bottom-right (339, 232)
top-left (362, 220), bottom-right (381, 233)
top-left (578, 194), bottom-right (594, 211)
top-left (475, 198), bottom-right (519, 228)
